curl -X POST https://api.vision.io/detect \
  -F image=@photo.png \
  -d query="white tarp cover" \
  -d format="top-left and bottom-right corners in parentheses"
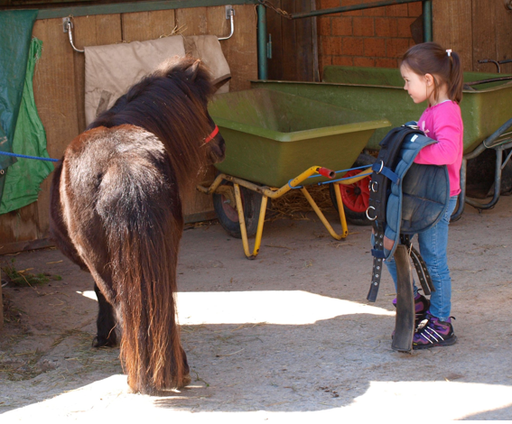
top-left (84, 34), bottom-right (230, 126)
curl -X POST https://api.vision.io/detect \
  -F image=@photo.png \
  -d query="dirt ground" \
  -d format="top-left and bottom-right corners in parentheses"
top-left (1, 191), bottom-right (512, 422)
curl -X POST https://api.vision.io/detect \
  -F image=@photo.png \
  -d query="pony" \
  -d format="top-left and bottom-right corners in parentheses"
top-left (49, 57), bottom-right (226, 394)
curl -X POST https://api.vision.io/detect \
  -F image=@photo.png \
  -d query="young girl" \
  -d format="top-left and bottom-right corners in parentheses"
top-left (386, 42), bottom-right (464, 349)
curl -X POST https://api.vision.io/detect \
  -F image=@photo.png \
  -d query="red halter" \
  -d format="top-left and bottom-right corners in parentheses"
top-left (204, 125), bottom-right (219, 143)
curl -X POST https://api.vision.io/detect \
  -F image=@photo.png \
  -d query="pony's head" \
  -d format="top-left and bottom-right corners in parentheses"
top-left (154, 57), bottom-right (226, 164)
top-left (90, 56), bottom-right (226, 172)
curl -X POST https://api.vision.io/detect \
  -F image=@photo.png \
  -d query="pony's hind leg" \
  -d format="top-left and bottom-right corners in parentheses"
top-left (180, 346), bottom-right (191, 387)
top-left (51, 161), bottom-right (119, 349)
top-left (92, 283), bottom-right (119, 347)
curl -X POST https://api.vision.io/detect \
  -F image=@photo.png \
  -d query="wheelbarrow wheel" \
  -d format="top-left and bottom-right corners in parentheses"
top-left (213, 181), bottom-right (262, 239)
top-left (329, 153), bottom-right (375, 226)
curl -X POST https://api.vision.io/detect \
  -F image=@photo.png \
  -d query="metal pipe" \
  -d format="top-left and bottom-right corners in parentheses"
top-left (257, 4), bottom-right (268, 80)
top-left (422, 0), bottom-right (432, 42)
top-left (289, 0), bottom-right (426, 19)
top-left (465, 149), bottom-right (503, 210)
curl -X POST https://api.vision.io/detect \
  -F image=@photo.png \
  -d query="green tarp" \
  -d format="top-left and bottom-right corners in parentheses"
top-left (0, 37), bottom-right (54, 214)
top-left (0, 10), bottom-right (54, 214)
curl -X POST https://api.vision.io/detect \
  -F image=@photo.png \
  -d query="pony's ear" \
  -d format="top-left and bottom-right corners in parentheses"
top-left (211, 74), bottom-right (231, 93)
top-left (189, 59), bottom-right (202, 81)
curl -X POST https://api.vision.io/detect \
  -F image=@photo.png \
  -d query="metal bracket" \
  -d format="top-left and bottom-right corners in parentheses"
top-left (62, 17), bottom-right (72, 32)
top-left (62, 17), bottom-right (84, 53)
top-left (219, 5), bottom-right (235, 41)
top-left (225, 5), bottom-right (234, 19)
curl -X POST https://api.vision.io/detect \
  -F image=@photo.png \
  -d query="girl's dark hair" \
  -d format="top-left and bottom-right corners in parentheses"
top-left (400, 42), bottom-right (463, 104)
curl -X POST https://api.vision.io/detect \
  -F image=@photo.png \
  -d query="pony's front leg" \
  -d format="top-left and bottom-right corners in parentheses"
top-left (92, 283), bottom-right (119, 347)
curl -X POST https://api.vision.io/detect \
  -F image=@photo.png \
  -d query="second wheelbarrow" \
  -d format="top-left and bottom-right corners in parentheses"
top-left (252, 66), bottom-right (512, 220)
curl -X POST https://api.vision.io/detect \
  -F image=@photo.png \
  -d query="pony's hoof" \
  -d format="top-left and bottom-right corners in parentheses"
top-left (92, 335), bottom-right (118, 348)
top-left (179, 374), bottom-right (192, 388)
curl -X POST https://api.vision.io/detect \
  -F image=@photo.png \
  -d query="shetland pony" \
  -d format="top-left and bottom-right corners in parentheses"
top-left (49, 57), bottom-right (226, 394)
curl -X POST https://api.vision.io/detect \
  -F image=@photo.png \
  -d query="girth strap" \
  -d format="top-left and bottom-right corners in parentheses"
top-left (368, 257), bottom-right (383, 302)
top-left (371, 160), bottom-right (400, 184)
top-left (367, 235), bottom-right (434, 302)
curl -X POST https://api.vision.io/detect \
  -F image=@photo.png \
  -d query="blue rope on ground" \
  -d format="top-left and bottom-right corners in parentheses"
top-left (0, 150), bottom-right (59, 162)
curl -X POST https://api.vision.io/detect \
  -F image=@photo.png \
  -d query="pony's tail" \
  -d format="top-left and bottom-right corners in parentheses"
top-left (100, 134), bottom-right (187, 394)
top-left (112, 225), bottom-right (186, 394)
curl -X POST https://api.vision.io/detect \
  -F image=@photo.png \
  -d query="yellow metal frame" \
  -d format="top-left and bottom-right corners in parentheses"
top-left (197, 166), bottom-right (371, 259)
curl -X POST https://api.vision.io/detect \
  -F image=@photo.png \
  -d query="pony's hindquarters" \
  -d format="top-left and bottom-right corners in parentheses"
top-left (60, 125), bottom-right (188, 394)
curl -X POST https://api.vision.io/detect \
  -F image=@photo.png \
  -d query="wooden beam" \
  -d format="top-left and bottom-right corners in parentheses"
top-left (432, 0), bottom-right (473, 71)
top-left (0, 238), bottom-right (55, 256)
top-left (35, 0), bottom-right (257, 20)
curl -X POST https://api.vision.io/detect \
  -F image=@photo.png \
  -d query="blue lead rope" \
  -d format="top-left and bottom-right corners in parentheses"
top-left (287, 164), bottom-right (372, 189)
top-left (0, 150), bottom-right (59, 163)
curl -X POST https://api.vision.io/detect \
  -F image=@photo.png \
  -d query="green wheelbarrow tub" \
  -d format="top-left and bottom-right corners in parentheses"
top-left (251, 66), bottom-right (512, 154)
top-left (208, 88), bottom-right (390, 188)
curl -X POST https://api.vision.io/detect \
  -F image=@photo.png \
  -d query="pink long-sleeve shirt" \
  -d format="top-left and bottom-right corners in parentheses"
top-left (414, 100), bottom-right (464, 196)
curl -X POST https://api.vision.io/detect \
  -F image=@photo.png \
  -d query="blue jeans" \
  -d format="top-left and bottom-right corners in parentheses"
top-left (385, 196), bottom-right (458, 321)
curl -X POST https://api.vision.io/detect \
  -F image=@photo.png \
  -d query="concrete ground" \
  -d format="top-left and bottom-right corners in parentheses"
top-left (1, 192), bottom-right (512, 422)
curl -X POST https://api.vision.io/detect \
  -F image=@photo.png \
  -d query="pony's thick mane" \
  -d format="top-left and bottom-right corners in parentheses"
top-left (90, 57), bottom-right (215, 192)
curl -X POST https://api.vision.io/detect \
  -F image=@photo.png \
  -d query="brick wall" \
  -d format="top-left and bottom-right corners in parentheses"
top-left (317, 0), bottom-right (423, 74)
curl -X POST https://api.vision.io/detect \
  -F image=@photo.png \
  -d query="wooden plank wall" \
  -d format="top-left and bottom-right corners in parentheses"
top-left (433, 0), bottom-right (512, 74)
top-left (0, 5), bottom-right (257, 255)
top-left (266, 0), bottom-right (319, 81)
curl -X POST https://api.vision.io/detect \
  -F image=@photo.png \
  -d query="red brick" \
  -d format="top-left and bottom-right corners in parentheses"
top-left (385, 3), bottom-right (409, 17)
top-left (397, 17), bottom-right (416, 38)
top-left (375, 17), bottom-right (398, 37)
top-left (363, 5), bottom-right (387, 17)
top-left (386, 38), bottom-right (410, 58)
top-left (342, 37), bottom-right (365, 56)
top-left (318, 0), bottom-right (341, 8)
top-left (408, 1), bottom-right (423, 17)
top-left (364, 37), bottom-right (386, 57)
top-left (353, 17), bottom-right (374, 37)
top-left (344, 10), bottom-right (363, 17)
top-left (354, 56), bottom-right (375, 67)
top-left (318, 17), bottom-right (332, 36)
top-left (332, 55), bottom-right (354, 66)
top-left (376, 57), bottom-right (399, 68)
top-left (340, 0), bottom-right (363, 16)
top-left (332, 17), bottom-right (353, 36)
top-left (322, 36), bottom-right (343, 56)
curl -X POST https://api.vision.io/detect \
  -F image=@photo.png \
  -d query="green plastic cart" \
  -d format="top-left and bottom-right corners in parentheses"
top-left (198, 88), bottom-right (390, 258)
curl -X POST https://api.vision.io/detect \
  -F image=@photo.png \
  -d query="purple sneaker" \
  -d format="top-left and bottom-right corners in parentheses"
top-left (412, 313), bottom-right (457, 350)
top-left (392, 293), bottom-right (430, 326)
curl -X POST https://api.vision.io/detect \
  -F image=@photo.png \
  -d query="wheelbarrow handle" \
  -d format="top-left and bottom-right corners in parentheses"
top-left (317, 167), bottom-right (336, 179)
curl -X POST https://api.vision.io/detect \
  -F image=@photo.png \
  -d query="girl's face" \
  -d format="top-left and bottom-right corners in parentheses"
top-left (400, 64), bottom-right (434, 104)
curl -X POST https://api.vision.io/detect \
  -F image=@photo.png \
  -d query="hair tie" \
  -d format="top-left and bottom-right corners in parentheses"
top-left (446, 49), bottom-right (452, 57)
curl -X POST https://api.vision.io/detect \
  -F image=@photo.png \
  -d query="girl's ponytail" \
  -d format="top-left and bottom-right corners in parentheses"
top-left (448, 50), bottom-right (464, 104)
